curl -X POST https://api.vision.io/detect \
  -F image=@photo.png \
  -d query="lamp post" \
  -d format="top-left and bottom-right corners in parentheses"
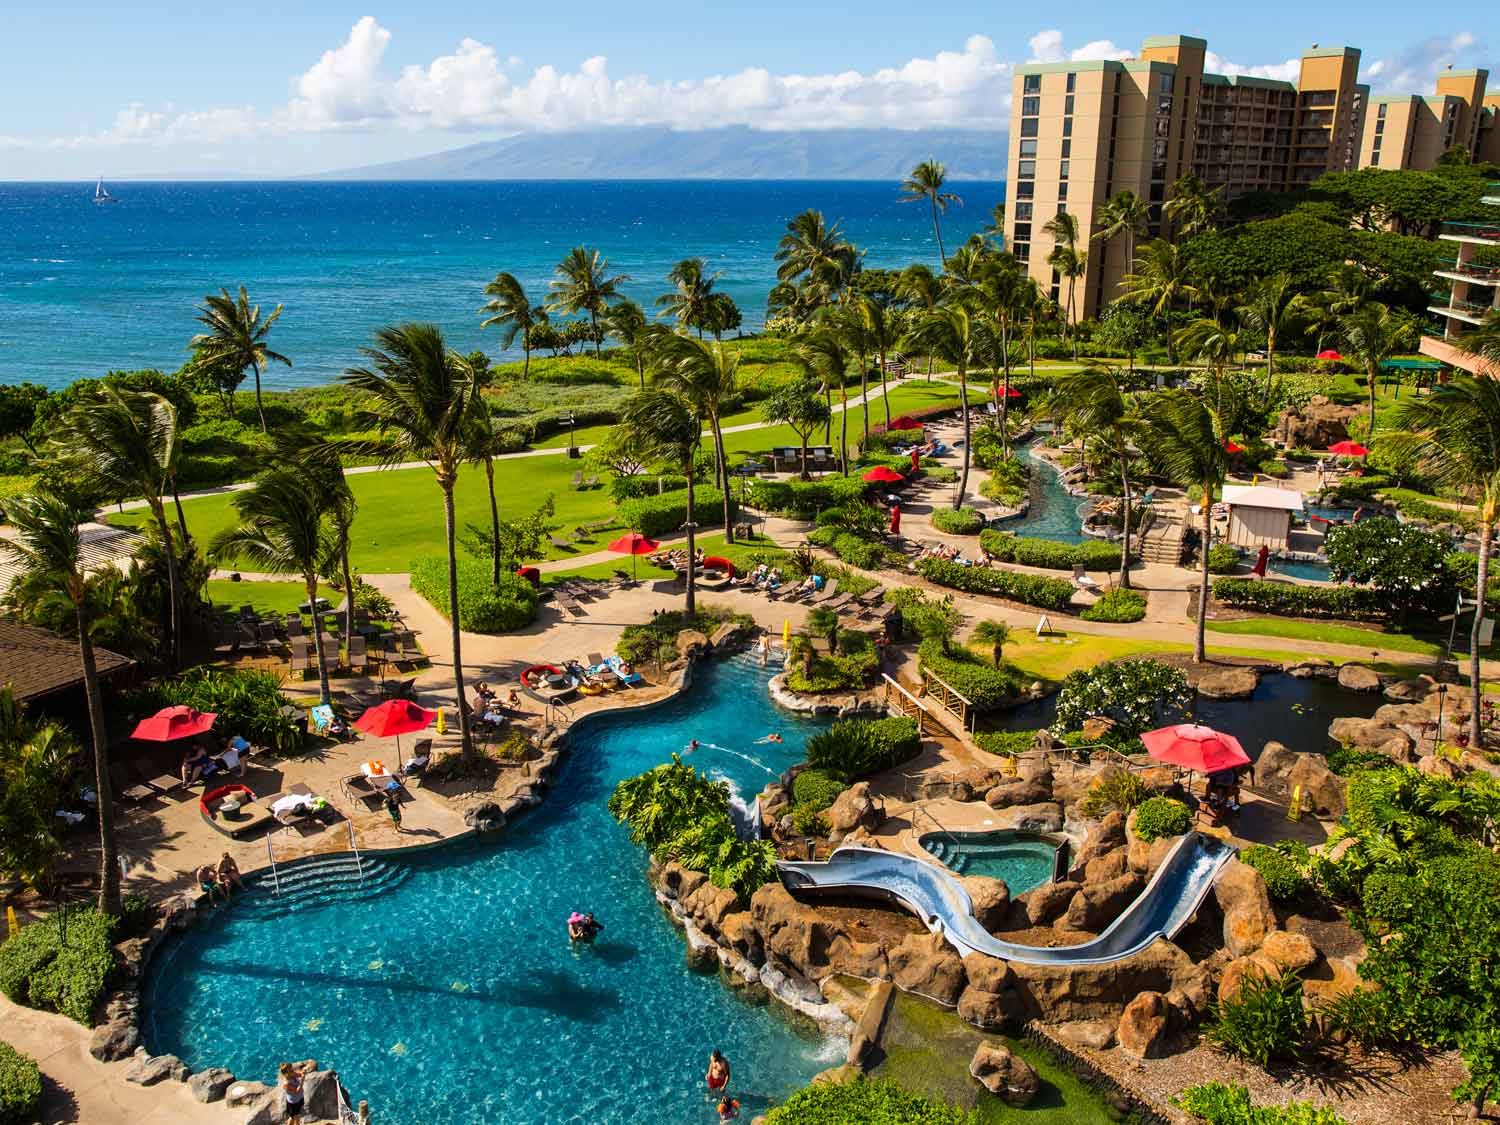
top-left (567, 411), bottom-right (577, 458)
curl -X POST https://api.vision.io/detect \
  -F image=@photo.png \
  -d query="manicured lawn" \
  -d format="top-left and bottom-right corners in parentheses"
top-left (541, 531), bottom-right (788, 586)
top-left (1206, 616), bottom-right (1444, 657)
top-left (203, 578), bottom-right (309, 618)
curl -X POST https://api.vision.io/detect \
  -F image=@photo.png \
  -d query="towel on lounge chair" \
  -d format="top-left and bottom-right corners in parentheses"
top-left (607, 656), bottom-right (644, 685)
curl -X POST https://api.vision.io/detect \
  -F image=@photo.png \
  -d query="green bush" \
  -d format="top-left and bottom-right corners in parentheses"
top-left (1240, 845), bottom-right (1308, 902)
top-left (806, 716), bottom-right (921, 778)
top-left (1055, 659), bottom-right (1191, 738)
top-left (410, 557), bottom-right (539, 633)
top-left (116, 893), bottom-right (153, 939)
top-left (608, 473), bottom-right (687, 501)
top-left (790, 804), bottom-right (830, 836)
top-left (792, 769), bottom-right (848, 811)
top-left (915, 557), bottom-right (1074, 610)
top-left (126, 666), bottom-right (300, 753)
top-left (0, 1042), bottom-right (42, 1125)
top-left (805, 527), bottom-right (901, 571)
top-left (1081, 588), bottom-right (1147, 623)
top-left (0, 907), bottom-right (116, 1025)
top-left (1211, 578), bottom-right (1388, 620)
top-left (744, 476), bottom-right (866, 518)
top-left (763, 1076), bottom-right (977, 1124)
top-left (1134, 796), bottom-right (1191, 842)
top-left (973, 729), bottom-right (1034, 757)
top-left (918, 639), bottom-right (1022, 709)
top-left (1207, 544), bottom-right (1242, 574)
top-left (1080, 771), bottom-right (1153, 817)
top-left (784, 648), bottom-right (879, 693)
top-left (1325, 746), bottom-right (1392, 776)
top-left (617, 607), bottom-right (752, 666)
top-left (1206, 970), bottom-right (1310, 1067)
top-left (1174, 1081), bottom-right (1348, 1124)
top-left (930, 507), bottom-right (985, 535)
top-left (618, 486), bottom-right (736, 537)
top-left (979, 530), bottom-right (1122, 571)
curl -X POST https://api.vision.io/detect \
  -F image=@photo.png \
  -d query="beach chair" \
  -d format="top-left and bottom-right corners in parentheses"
top-left (399, 631), bottom-right (423, 663)
top-left (238, 604), bottom-right (256, 621)
top-left (348, 635), bottom-right (368, 674)
top-left (549, 535), bottom-right (573, 550)
top-left (320, 635), bottom-right (341, 669)
top-left (583, 474), bottom-right (598, 489)
top-left (571, 470), bottom-right (584, 489)
top-left (110, 761), bottom-right (162, 804)
top-left (258, 620), bottom-right (278, 648)
top-left (856, 586), bottom-right (886, 607)
top-left (289, 643), bottom-right (311, 677)
top-left (822, 592), bottom-right (856, 613)
top-left (1072, 564), bottom-right (1102, 593)
top-left (237, 620), bottom-right (260, 651)
top-left (285, 614), bottom-right (304, 637)
top-left (310, 704), bottom-right (340, 740)
top-left (809, 577), bottom-right (841, 604)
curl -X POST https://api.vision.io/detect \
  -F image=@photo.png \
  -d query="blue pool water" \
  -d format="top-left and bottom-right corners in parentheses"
top-left (993, 444), bottom-right (1089, 544)
top-left (919, 832), bottom-right (1058, 894)
top-left (143, 657), bottom-right (837, 1124)
top-left (1269, 557), bottom-right (1333, 582)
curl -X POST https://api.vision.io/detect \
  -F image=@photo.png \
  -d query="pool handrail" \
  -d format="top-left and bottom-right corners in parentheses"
top-left (778, 831), bottom-right (1234, 966)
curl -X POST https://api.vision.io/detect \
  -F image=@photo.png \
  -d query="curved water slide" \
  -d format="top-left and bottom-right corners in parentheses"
top-left (777, 831), bottom-right (1234, 966)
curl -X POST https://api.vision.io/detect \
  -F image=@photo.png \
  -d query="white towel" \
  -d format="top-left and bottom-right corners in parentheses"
top-left (272, 793), bottom-right (314, 816)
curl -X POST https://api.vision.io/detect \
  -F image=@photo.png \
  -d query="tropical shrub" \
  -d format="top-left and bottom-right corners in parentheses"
top-left (127, 666), bottom-right (300, 753)
top-left (608, 473), bottom-right (687, 501)
top-left (0, 693), bottom-right (76, 894)
top-left (792, 769), bottom-right (848, 811)
top-left (918, 639), bottom-right (1022, 709)
top-left (790, 804), bottom-right (830, 836)
top-left (1081, 588), bottom-right (1147, 623)
top-left (1173, 1082), bottom-right (1348, 1124)
top-left (1325, 746), bottom-right (1393, 776)
top-left (916, 557), bottom-right (1074, 611)
top-left (969, 426), bottom-right (1015, 470)
top-left (1206, 970), bottom-right (1310, 1066)
top-left (930, 508), bottom-right (985, 535)
top-left (978, 530), bottom-right (1121, 571)
top-left (805, 527), bottom-right (901, 571)
top-left (1207, 544), bottom-right (1242, 574)
top-left (410, 557), bottom-right (538, 633)
top-left (1079, 770), bottom-right (1153, 817)
top-left (0, 1042), bottom-right (41, 1125)
top-left (617, 607), bottom-right (753, 666)
top-left (785, 647), bottom-right (879, 693)
top-left (805, 716), bottom-right (921, 779)
top-left (0, 907), bottom-right (116, 1025)
top-left (744, 476), bottom-right (866, 519)
top-left (973, 729), bottom-right (1034, 757)
top-left (1054, 659), bottom-right (1191, 737)
top-left (1240, 845), bottom-right (1307, 902)
top-left (1134, 796), bottom-right (1192, 842)
top-left (617, 486), bottom-right (735, 538)
top-left (814, 502), bottom-right (886, 536)
top-left (1211, 578), bottom-right (1388, 621)
top-left (763, 1076), bottom-right (977, 1124)
top-left (1324, 517), bottom-right (1455, 618)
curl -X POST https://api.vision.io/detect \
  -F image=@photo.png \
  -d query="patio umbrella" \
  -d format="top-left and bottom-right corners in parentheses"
top-left (863, 466), bottom-right (905, 484)
top-left (353, 699), bottom-right (437, 769)
top-left (132, 705), bottom-right (217, 742)
top-left (998, 387), bottom-right (1023, 398)
top-left (1316, 349), bottom-right (1343, 360)
top-left (1141, 723), bottom-right (1251, 774)
top-left (888, 415), bottom-right (923, 431)
top-left (1224, 440), bottom-right (1244, 454)
top-left (606, 530), bottom-right (661, 579)
top-left (1327, 440), bottom-right (1369, 457)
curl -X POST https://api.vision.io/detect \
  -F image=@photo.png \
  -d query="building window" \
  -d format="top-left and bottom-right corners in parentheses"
top-left (1061, 139), bottom-right (1071, 158)
top-left (1016, 181), bottom-right (1035, 199)
top-left (1149, 182), bottom-right (1165, 202)
top-left (1062, 118), bottom-right (1072, 137)
top-left (1014, 202), bottom-right (1033, 220)
top-left (1377, 103), bottom-right (1387, 119)
top-left (1057, 183), bottom-right (1068, 200)
top-left (1065, 95), bottom-right (1075, 115)
top-left (1021, 96), bottom-right (1040, 116)
top-left (1013, 243), bottom-right (1030, 262)
top-left (1023, 74), bottom-right (1041, 94)
top-left (1019, 139), bottom-right (1037, 157)
top-left (1059, 160), bottom-right (1069, 180)
top-left (1021, 119), bottom-right (1038, 138)
top-left (1066, 72), bottom-right (1076, 93)
top-left (1018, 160), bottom-right (1036, 178)
top-left (1374, 120), bottom-right (1384, 135)
top-left (1013, 223), bottom-right (1032, 240)
top-left (1160, 74), bottom-right (1173, 94)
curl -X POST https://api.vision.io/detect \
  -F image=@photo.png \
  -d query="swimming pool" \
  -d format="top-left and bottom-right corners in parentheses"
top-left (143, 657), bottom-right (838, 1124)
top-left (919, 831), bottom-right (1060, 894)
top-left (992, 444), bottom-right (1090, 544)
top-left (1268, 557), bottom-right (1333, 582)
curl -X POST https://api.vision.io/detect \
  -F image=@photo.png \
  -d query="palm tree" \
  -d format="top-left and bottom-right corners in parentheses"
top-left (466, 402), bottom-right (511, 586)
top-left (775, 210), bottom-right (858, 296)
top-left (1187, 270), bottom-right (1238, 328)
top-left (1339, 302), bottom-right (1403, 440)
top-left (652, 334), bottom-right (741, 539)
top-left (285, 434), bottom-right (359, 641)
top-left (1042, 211), bottom-right (1083, 356)
top-left (622, 390), bottom-right (702, 613)
top-left (1093, 190), bottom-right (1149, 279)
top-left (900, 160), bottom-right (963, 265)
top-left (0, 492), bottom-right (122, 914)
top-left (1293, 290), bottom-right (1343, 357)
top-left (1237, 274), bottom-right (1301, 404)
top-left (1162, 172), bottom-right (1221, 241)
top-left (343, 324), bottom-right (483, 758)
top-left (1174, 317), bottom-right (1247, 409)
top-left (1122, 239), bottom-right (1193, 364)
top-left (766, 280), bottom-right (827, 327)
top-left (657, 258), bottom-right (719, 337)
top-left (49, 388), bottom-right (184, 668)
top-left (795, 328), bottom-right (852, 475)
top-left (970, 620), bottom-right (1011, 668)
top-left (191, 286), bottom-right (290, 433)
top-left (1052, 366), bottom-right (1139, 589)
top-left (479, 272), bottom-right (544, 378)
top-left (210, 472), bottom-right (337, 704)
top-left (899, 264), bottom-right (944, 380)
top-left (905, 302), bottom-right (981, 509)
top-left (855, 294), bottom-right (902, 430)
top-left (548, 247), bottom-right (630, 357)
top-left (1391, 370), bottom-right (1500, 749)
top-left (1137, 391), bottom-right (1229, 662)
top-left (603, 300), bottom-right (653, 390)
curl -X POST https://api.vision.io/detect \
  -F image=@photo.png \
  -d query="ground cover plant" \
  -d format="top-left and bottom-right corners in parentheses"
top-left (0, 1042), bottom-right (41, 1125)
top-left (1133, 796), bottom-right (1192, 842)
top-left (930, 508), bottom-right (984, 535)
top-left (763, 1076), bottom-right (978, 1124)
top-left (978, 530), bottom-right (1121, 571)
top-left (0, 907), bottom-right (116, 1025)
top-left (1054, 659), bottom-right (1191, 737)
top-left (409, 556), bottom-right (539, 633)
top-left (917, 639), bottom-right (1022, 709)
top-left (1173, 1081), bottom-right (1348, 1124)
top-left (805, 716), bottom-right (921, 778)
top-left (1210, 579), bottom-right (1388, 621)
top-left (1080, 588), bottom-right (1147, 623)
top-left (1238, 844), bottom-right (1308, 902)
top-left (1205, 970), bottom-right (1310, 1067)
top-left (915, 557), bottom-right (1074, 611)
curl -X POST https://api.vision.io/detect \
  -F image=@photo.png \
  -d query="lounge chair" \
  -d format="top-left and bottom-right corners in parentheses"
top-left (110, 761), bottom-right (163, 804)
top-left (822, 592), bottom-right (856, 613)
top-left (399, 631), bottom-right (423, 663)
top-left (810, 577), bottom-right (841, 604)
top-left (310, 704), bottom-right (339, 738)
top-left (549, 535), bottom-right (573, 550)
top-left (1072, 564), bottom-right (1102, 593)
top-left (342, 770), bottom-right (408, 811)
top-left (289, 644), bottom-right (311, 677)
top-left (856, 587), bottom-right (886, 606)
top-left (571, 470), bottom-right (584, 489)
top-left (285, 614), bottom-right (304, 637)
top-left (348, 635), bottom-right (368, 674)
top-left (583, 474), bottom-right (598, 489)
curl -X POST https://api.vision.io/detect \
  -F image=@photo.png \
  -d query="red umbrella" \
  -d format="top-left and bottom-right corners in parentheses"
top-left (1316, 349), bottom-right (1343, 360)
top-left (997, 387), bottom-right (1023, 398)
top-left (1224, 440), bottom-right (1244, 454)
top-left (863, 466), bottom-right (905, 483)
top-left (1327, 440), bottom-right (1369, 457)
top-left (132, 705), bottom-right (217, 742)
top-left (888, 415), bottom-right (923, 431)
top-left (606, 530), bottom-right (661, 579)
top-left (353, 699), bottom-right (437, 768)
top-left (1141, 724), bottom-right (1251, 774)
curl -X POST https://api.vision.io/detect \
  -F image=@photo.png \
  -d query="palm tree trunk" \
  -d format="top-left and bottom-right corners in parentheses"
top-left (684, 471), bottom-right (697, 616)
top-left (442, 479), bottom-right (475, 758)
top-left (715, 423), bottom-right (733, 543)
top-left (340, 538), bottom-right (355, 643)
top-left (170, 477), bottom-right (190, 545)
top-left (150, 499), bottom-right (181, 669)
top-left (931, 197), bottom-right (946, 265)
top-left (1366, 365), bottom-right (1378, 440)
top-left (860, 359), bottom-right (870, 447)
top-left (1069, 279), bottom-right (1079, 362)
top-left (1263, 332), bottom-right (1276, 407)
top-left (484, 457), bottom-right (501, 587)
top-left (253, 365), bottom-right (268, 433)
top-left (823, 382), bottom-right (833, 445)
top-left (76, 606), bottom-right (119, 916)
top-left (635, 354), bottom-right (645, 392)
top-left (955, 364), bottom-right (971, 511)
top-left (1196, 485), bottom-right (1212, 663)
top-left (591, 311), bottom-right (602, 358)
top-left (1469, 516), bottom-right (1492, 748)
top-left (523, 340), bottom-right (531, 380)
top-left (799, 438), bottom-right (810, 482)
top-left (839, 381), bottom-right (850, 477)
top-left (308, 577), bottom-right (332, 705)
top-left (878, 344), bottom-right (891, 427)
top-left (1118, 450), bottom-right (1133, 590)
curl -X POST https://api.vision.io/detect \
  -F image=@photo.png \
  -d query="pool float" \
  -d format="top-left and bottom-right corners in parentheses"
top-left (698, 556), bottom-right (736, 590)
top-left (577, 681), bottom-right (605, 696)
top-left (521, 664), bottom-right (578, 701)
top-left (199, 784), bottom-right (273, 838)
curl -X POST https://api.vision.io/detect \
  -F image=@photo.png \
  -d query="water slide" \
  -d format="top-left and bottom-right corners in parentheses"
top-left (777, 832), bottom-right (1234, 966)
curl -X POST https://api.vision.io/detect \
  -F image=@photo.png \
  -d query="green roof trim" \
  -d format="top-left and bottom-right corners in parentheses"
top-left (1302, 46), bottom-right (1360, 60)
top-left (1369, 94), bottom-right (1420, 104)
top-left (1381, 359), bottom-right (1444, 370)
top-left (1204, 73), bottom-right (1298, 91)
top-left (1015, 60), bottom-right (1130, 76)
top-left (1141, 34), bottom-right (1208, 50)
top-left (1441, 68), bottom-right (1488, 79)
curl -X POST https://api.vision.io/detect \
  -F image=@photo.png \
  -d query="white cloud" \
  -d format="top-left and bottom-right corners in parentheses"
top-left (1361, 32), bottom-right (1486, 93)
top-left (1204, 51), bottom-right (1301, 84)
top-left (1027, 30), bottom-right (1129, 64)
top-left (287, 15), bottom-right (393, 128)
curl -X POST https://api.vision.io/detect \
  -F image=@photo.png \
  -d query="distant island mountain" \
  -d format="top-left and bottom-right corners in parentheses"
top-left (312, 126), bottom-right (1005, 181)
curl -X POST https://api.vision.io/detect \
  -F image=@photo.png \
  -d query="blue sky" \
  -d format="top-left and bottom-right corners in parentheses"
top-left (0, 2), bottom-right (1489, 178)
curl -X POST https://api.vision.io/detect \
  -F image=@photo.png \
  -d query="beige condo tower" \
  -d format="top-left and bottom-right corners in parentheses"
top-left (1360, 68), bottom-right (1492, 169)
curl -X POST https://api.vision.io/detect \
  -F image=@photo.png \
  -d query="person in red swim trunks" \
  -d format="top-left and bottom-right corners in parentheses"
top-left (706, 1048), bottom-right (730, 1093)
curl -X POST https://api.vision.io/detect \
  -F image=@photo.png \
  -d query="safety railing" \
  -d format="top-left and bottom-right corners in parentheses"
top-left (346, 820), bottom-right (365, 886)
top-left (919, 669), bottom-right (975, 732)
top-left (1442, 221), bottom-right (1500, 241)
top-left (1435, 258), bottom-right (1500, 282)
top-left (264, 833), bottom-right (282, 896)
top-left (905, 799), bottom-right (963, 854)
top-left (881, 674), bottom-right (928, 733)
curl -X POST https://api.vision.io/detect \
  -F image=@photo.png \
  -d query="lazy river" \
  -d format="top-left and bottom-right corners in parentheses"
top-left (996, 444), bottom-right (1091, 545)
top-left (142, 656), bottom-right (838, 1124)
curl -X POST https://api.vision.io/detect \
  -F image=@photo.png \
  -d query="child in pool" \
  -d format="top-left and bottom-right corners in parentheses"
top-left (716, 1095), bottom-right (740, 1120)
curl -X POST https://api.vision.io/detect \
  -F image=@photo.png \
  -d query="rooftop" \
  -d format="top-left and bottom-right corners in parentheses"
top-left (0, 619), bottom-right (133, 703)
top-left (1223, 485), bottom-right (1305, 512)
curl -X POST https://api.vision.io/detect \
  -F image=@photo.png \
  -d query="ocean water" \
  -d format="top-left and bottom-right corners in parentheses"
top-left (142, 655), bottom-right (838, 1125)
top-left (1, 180), bottom-right (1002, 389)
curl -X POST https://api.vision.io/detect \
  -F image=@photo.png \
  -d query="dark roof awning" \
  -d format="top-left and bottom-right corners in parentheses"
top-left (0, 619), bottom-right (134, 704)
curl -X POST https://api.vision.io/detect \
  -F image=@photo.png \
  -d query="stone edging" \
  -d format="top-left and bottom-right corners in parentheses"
top-left (767, 672), bottom-right (887, 718)
top-left (1022, 1021), bottom-right (1188, 1125)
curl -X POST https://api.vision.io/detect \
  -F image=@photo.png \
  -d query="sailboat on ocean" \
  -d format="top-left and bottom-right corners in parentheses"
top-left (92, 177), bottom-right (117, 205)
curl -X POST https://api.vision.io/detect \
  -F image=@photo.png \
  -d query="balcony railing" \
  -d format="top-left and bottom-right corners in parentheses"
top-left (1442, 221), bottom-right (1500, 242)
top-left (1429, 293), bottom-right (1496, 316)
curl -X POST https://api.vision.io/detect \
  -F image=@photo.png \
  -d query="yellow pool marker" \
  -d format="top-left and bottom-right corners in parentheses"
top-left (1287, 783), bottom-right (1304, 822)
top-left (6, 906), bottom-right (18, 939)
top-left (782, 619), bottom-right (790, 650)
top-left (436, 708), bottom-right (446, 735)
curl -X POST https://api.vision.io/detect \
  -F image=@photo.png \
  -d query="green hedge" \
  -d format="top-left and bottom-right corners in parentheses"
top-left (764, 1077), bottom-right (975, 1124)
top-left (919, 639), bottom-right (1023, 709)
top-left (805, 716), bottom-right (921, 778)
top-left (930, 507), bottom-right (985, 535)
top-left (744, 476), bottom-right (867, 518)
top-left (792, 769), bottom-right (849, 811)
top-left (608, 473), bottom-right (687, 501)
top-left (916, 557), bottom-right (1075, 610)
top-left (805, 527), bottom-right (902, 571)
top-left (979, 530), bottom-right (1122, 571)
top-left (1081, 588), bottom-right (1147, 623)
top-left (619, 486), bottom-right (736, 537)
top-left (1211, 578), bottom-right (1387, 621)
top-left (0, 1043), bottom-right (41, 1125)
top-left (973, 729), bottom-right (1034, 757)
top-left (410, 557), bottom-right (539, 633)
top-left (1134, 796), bottom-right (1191, 843)
top-left (1240, 845), bottom-right (1308, 902)
top-left (1207, 544), bottom-right (1242, 574)
top-left (0, 908), bottom-right (116, 1025)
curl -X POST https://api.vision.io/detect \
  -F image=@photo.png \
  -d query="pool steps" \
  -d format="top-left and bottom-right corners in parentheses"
top-left (236, 854), bottom-right (412, 919)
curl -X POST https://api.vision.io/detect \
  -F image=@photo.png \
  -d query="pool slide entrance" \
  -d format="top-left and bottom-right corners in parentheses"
top-left (778, 831), bottom-right (1234, 966)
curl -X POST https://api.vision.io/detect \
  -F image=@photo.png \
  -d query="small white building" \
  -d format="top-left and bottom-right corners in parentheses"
top-left (1222, 485), bottom-right (1304, 550)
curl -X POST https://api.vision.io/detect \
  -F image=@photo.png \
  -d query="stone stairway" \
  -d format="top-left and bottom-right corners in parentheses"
top-left (1139, 518), bottom-right (1184, 565)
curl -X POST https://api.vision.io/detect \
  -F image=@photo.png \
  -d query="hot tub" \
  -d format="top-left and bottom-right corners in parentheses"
top-left (918, 830), bottom-right (1066, 894)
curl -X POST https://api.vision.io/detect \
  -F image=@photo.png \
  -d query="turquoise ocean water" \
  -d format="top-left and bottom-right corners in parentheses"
top-left (1, 180), bottom-right (1002, 389)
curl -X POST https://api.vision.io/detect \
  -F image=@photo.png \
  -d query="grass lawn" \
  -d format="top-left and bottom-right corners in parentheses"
top-left (541, 531), bottom-right (788, 586)
top-left (1205, 616), bottom-right (1444, 657)
top-left (203, 578), bottom-right (309, 618)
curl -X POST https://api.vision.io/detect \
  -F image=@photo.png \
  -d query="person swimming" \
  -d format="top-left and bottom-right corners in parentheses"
top-left (716, 1094), bottom-right (741, 1120)
top-left (753, 734), bottom-right (783, 744)
top-left (567, 912), bottom-right (604, 942)
top-left (686, 739), bottom-right (700, 752)
top-left (706, 1048), bottom-right (730, 1092)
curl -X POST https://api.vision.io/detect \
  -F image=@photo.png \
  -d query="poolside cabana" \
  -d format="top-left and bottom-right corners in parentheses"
top-left (1222, 485), bottom-right (1304, 550)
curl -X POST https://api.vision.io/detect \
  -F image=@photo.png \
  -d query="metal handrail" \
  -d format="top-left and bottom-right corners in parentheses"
top-left (346, 820), bottom-right (365, 886)
top-left (264, 833), bottom-right (281, 896)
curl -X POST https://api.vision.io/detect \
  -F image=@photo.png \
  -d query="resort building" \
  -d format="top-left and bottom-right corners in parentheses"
top-left (1480, 96), bottom-right (1500, 165)
top-left (1005, 35), bottom-right (1368, 321)
top-left (1222, 485), bottom-right (1305, 551)
top-left (1419, 178), bottom-right (1500, 377)
top-left (1357, 68), bottom-right (1492, 170)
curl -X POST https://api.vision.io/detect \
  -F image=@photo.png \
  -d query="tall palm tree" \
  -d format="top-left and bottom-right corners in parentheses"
top-left (775, 210), bottom-right (858, 296)
top-left (287, 435), bottom-right (359, 641)
top-left (603, 299), bottom-right (653, 390)
top-left (191, 286), bottom-right (291, 433)
top-left (652, 334), bottom-right (741, 539)
top-left (971, 249), bottom-right (1025, 450)
top-left (766, 280), bottom-right (827, 327)
top-left (0, 492), bottom-right (122, 914)
top-left (622, 390), bottom-right (702, 613)
top-left (855, 294), bottom-right (902, 430)
top-left (548, 247), bottom-right (630, 358)
top-left (1293, 290), bottom-right (1343, 356)
top-left (905, 302), bottom-right (981, 509)
top-left (657, 258), bottom-right (720, 337)
top-left (1137, 391), bottom-right (1229, 662)
top-left (796, 328), bottom-right (853, 475)
top-left (899, 264), bottom-right (944, 380)
top-left (1042, 211), bottom-right (1083, 358)
top-left (1237, 273), bottom-right (1301, 405)
top-left (900, 160), bottom-right (963, 265)
top-left (1174, 317), bottom-right (1247, 410)
top-left (210, 471), bottom-right (337, 704)
top-left (479, 271), bottom-right (544, 378)
top-left (1391, 369), bottom-right (1500, 749)
top-left (49, 388), bottom-right (184, 668)
top-left (343, 324), bottom-right (483, 758)
top-left (1122, 238), bottom-right (1193, 364)
top-left (1052, 366), bottom-right (1140, 589)
top-left (1339, 302), bottom-right (1403, 440)
top-left (1162, 172), bottom-right (1221, 241)
top-left (1093, 190), bottom-right (1149, 279)
top-left (466, 402), bottom-right (511, 585)
top-left (1187, 270), bottom-right (1238, 328)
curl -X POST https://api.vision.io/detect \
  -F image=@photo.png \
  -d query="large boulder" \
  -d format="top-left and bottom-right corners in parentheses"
top-left (1276, 396), bottom-right (1357, 449)
top-left (125, 1053), bottom-right (189, 1085)
top-left (826, 783), bottom-right (881, 836)
top-left (1253, 741), bottom-right (1299, 796)
top-left (958, 956), bottom-right (1024, 1031)
top-left (1337, 664), bottom-right (1383, 693)
top-left (676, 629), bottom-right (711, 660)
top-left (224, 1081), bottom-right (273, 1108)
top-left (919, 767), bottom-right (1005, 802)
top-left (1054, 1020), bottom-right (1116, 1049)
top-left (1327, 716), bottom-right (1414, 761)
top-left (1126, 822), bottom-right (1179, 877)
top-left (1061, 872), bottom-right (1145, 934)
top-left (1286, 755), bottom-right (1346, 819)
top-left (985, 777), bottom-right (1053, 808)
top-left (1008, 940), bottom-right (1209, 1023)
top-left (1260, 930), bottom-right (1319, 975)
top-left (1116, 990), bottom-right (1172, 1059)
top-left (969, 1041), bottom-right (1040, 1106)
top-left (88, 1016), bottom-right (139, 1061)
top-left (188, 1067), bottom-right (236, 1103)
top-left (1418, 753), bottom-right (1464, 780)
top-left (1301, 956), bottom-right (1364, 1007)
top-left (1382, 678), bottom-right (1429, 703)
top-left (1197, 667), bottom-right (1259, 699)
top-left (1284, 657), bottom-right (1335, 679)
top-left (961, 876), bottom-right (1011, 930)
top-left (301, 1068), bottom-right (342, 1121)
top-left (683, 882), bottom-right (740, 929)
top-left (1214, 861), bottom-right (1276, 957)
top-left (1069, 811), bottom-right (1127, 873)
top-left (888, 931), bottom-right (966, 1006)
top-left (463, 801), bottom-right (505, 831)
top-left (659, 862), bottom-right (709, 901)
top-left (1217, 954), bottom-right (1277, 1004)
top-left (1018, 880), bottom-right (1080, 926)
top-left (750, 883), bottom-right (888, 980)
top-left (1079, 849), bottom-right (1131, 885)
top-left (989, 802), bottom-right (1064, 833)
